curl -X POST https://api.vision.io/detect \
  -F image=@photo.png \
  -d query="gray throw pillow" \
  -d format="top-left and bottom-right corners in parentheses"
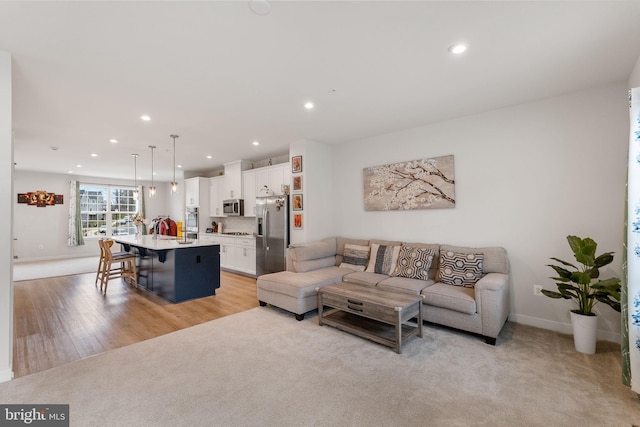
top-left (439, 251), bottom-right (484, 287)
top-left (392, 246), bottom-right (435, 281)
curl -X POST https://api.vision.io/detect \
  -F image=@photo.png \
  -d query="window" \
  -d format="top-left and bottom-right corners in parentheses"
top-left (79, 184), bottom-right (139, 238)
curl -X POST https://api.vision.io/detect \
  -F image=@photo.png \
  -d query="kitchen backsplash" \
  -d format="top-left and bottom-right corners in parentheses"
top-left (213, 216), bottom-right (255, 234)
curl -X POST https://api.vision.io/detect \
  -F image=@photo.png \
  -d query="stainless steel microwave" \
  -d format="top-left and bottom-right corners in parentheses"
top-left (223, 199), bottom-right (244, 216)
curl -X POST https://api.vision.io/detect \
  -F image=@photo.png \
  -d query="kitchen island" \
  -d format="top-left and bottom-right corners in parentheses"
top-left (112, 235), bottom-right (220, 303)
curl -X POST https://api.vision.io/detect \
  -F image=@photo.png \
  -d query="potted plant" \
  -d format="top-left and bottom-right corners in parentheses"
top-left (542, 235), bottom-right (621, 354)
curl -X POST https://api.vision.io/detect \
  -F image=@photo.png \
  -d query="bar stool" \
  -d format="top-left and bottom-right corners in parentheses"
top-left (95, 238), bottom-right (130, 286)
top-left (96, 238), bottom-right (138, 294)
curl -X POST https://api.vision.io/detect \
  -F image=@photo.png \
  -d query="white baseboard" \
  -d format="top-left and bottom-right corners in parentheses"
top-left (510, 313), bottom-right (621, 344)
top-left (0, 367), bottom-right (13, 383)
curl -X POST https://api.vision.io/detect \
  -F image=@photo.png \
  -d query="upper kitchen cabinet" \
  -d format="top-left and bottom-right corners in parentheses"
top-left (209, 176), bottom-right (225, 217)
top-left (223, 160), bottom-right (251, 200)
top-left (243, 162), bottom-right (291, 217)
top-left (242, 169), bottom-right (257, 217)
top-left (255, 163), bottom-right (291, 196)
top-left (185, 177), bottom-right (210, 208)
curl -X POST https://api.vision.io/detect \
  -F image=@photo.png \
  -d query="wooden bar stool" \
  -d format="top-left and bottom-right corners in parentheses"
top-left (96, 238), bottom-right (138, 294)
top-left (95, 238), bottom-right (130, 286)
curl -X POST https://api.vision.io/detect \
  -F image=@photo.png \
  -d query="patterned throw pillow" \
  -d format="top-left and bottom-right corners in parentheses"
top-left (365, 244), bottom-right (401, 275)
top-left (339, 244), bottom-right (370, 271)
top-left (392, 246), bottom-right (436, 281)
top-left (439, 251), bottom-right (484, 287)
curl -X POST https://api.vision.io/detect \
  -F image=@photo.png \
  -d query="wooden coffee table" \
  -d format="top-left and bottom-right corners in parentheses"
top-left (317, 282), bottom-right (423, 353)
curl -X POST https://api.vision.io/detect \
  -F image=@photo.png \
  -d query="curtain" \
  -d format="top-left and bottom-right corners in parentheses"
top-left (67, 180), bottom-right (84, 246)
top-left (626, 87), bottom-right (640, 391)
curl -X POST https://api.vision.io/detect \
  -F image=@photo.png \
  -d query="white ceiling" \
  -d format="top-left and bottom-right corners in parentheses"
top-left (2, 1), bottom-right (640, 182)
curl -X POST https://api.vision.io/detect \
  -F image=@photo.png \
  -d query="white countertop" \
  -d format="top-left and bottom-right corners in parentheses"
top-left (112, 235), bottom-right (220, 250)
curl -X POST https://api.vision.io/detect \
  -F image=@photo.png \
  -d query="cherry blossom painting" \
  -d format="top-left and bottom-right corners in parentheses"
top-left (363, 155), bottom-right (455, 211)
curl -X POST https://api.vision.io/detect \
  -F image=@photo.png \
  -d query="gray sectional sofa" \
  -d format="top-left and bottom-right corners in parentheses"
top-left (257, 237), bottom-right (510, 344)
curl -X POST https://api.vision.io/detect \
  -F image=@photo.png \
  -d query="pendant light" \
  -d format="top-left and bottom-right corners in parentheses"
top-left (170, 134), bottom-right (179, 195)
top-left (132, 153), bottom-right (139, 200)
top-left (148, 145), bottom-right (157, 198)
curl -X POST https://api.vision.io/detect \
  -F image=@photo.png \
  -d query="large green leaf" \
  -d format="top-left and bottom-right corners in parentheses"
top-left (571, 271), bottom-right (592, 285)
top-left (547, 264), bottom-right (573, 280)
top-left (569, 235), bottom-right (596, 267)
top-left (549, 257), bottom-right (577, 270)
top-left (594, 252), bottom-right (615, 268)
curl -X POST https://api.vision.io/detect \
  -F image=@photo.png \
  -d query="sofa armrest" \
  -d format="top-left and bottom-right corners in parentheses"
top-left (474, 273), bottom-right (510, 339)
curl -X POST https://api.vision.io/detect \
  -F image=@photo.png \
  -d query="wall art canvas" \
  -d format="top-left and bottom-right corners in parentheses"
top-left (17, 190), bottom-right (63, 207)
top-left (363, 155), bottom-right (455, 211)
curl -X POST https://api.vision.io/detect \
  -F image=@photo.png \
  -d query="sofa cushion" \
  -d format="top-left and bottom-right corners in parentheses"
top-left (336, 237), bottom-right (370, 265)
top-left (343, 271), bottom-right (388, 287)
top-left (289, 238), bottom-right (337, 272)
top-left (440, 244), bottom-right (509, 274)
top-left (365, 243), bottom-right (401, 275)
top-left (421, 282), bottom-right (476, 314)
top-left (391, 245), bottom-right (436, 280)
top-left (439, 251), bottom-right (484, 287)
top-left (401, 242), bottom-right (440, 279)
top-left (339, 244), bottom-right (370, 271)
top-left (257, 267), bottom-right (348, 298)
top-left (377, 276), bottom-right (435, 296)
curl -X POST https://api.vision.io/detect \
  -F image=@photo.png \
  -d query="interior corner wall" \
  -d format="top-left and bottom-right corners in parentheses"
top-left (629, 54), bottom-right (640, 88)
top-left (289, 139), bottom-right (334, 244)
top-left (0, 51), bottom-right (13, 382)
top-left (331, 82), bottom-right (629, 342)
top-left (13, 170), bottom-right (177, 261)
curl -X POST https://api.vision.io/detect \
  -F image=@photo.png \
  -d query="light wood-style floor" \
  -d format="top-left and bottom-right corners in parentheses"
top-left (13, 270), bottom-right (259, 378)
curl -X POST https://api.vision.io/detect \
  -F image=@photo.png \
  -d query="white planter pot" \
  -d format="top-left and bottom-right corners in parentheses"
top-left (570, 311), bottom-right (597, 354)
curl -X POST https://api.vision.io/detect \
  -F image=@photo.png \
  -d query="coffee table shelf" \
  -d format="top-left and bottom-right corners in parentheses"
top-left (318, 283), bottom-right (423, 353)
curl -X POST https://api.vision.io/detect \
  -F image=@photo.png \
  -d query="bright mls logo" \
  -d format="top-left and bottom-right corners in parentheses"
top-left (0, 405), bottom-right (68, 426)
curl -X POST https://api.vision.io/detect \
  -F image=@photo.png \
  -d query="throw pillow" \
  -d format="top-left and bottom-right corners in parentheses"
top-left (365, 243), bottom-right (401, 275)
top-left (339, 244), bottom-right (370, 271)
top-left (439, 251), bottom-right (484, 287)
top-left (391, 246), bottom-right (436, 281)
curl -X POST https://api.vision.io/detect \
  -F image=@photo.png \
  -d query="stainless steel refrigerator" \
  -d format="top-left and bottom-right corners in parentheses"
top-left (255, 195), bottom-right (289, 276)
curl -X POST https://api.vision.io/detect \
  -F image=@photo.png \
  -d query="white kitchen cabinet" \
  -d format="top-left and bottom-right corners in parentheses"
top-left (242, 170), bottom-right (257, 217)
top-left (209, 176), bottom-right (225, 217)
top-left (254, 163), bottom-right (291, 196)
top-left (223, 160), bottom-right (250, 200)
top-left (185, 177), bottom-right (203, 207)
top-left (197, 234), bottom-right (256, 275)
top-left (234, 237), bottom-right (256, 275)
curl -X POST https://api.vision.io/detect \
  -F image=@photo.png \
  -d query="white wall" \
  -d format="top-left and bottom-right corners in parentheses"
top-left (331, 82), bottom-right (629, 342)
top-left (629, 54), bottom-right (640, 88)
top-left (289, 139), bottom-right (334, 244)
top-left (13, 170), bottom-right (183, 261)
top-left (0, 51), bottom-right (13, 381)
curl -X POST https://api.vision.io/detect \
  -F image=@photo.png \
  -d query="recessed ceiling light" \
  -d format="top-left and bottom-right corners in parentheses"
top-left (206, 155), bottom-right (213, 159)
top-left (177, 165), bottom-right (183, 168)
top-left (67, 170), bottom-right (73, 174)
top-left (90, 153), bottom-right (98, 157)
top-left (252, 141), bottom-right (260, 146)
top-left (109, 139), bottom-right (118, 144)
top-left (140, 115), bottom-right (151, 121)
top-left (304, 102), bottom-right (314, 110)
top-left (76, 164), bottom-right (82, 168)
top-left (449, 44), bottom-right (467, 55)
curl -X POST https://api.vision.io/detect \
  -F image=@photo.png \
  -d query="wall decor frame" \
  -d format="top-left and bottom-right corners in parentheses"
top-left (292, 155), bottom-right (302, 173)
top-left (17, 190), bottom-right (64, 207)
top-left (293, 213), bottom-right (303, 229)
top-left (363, 154), bottom-right (455, 211)
top-left (292, 194), bottom-right (303, 211)
top-left (292, 175), bottom-right (303, 192)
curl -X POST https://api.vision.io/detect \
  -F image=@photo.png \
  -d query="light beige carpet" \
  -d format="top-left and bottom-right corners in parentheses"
top-left (13, 257), bottom-right (99, 281)
top-left (1, 307), bottom-right (639, 426)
